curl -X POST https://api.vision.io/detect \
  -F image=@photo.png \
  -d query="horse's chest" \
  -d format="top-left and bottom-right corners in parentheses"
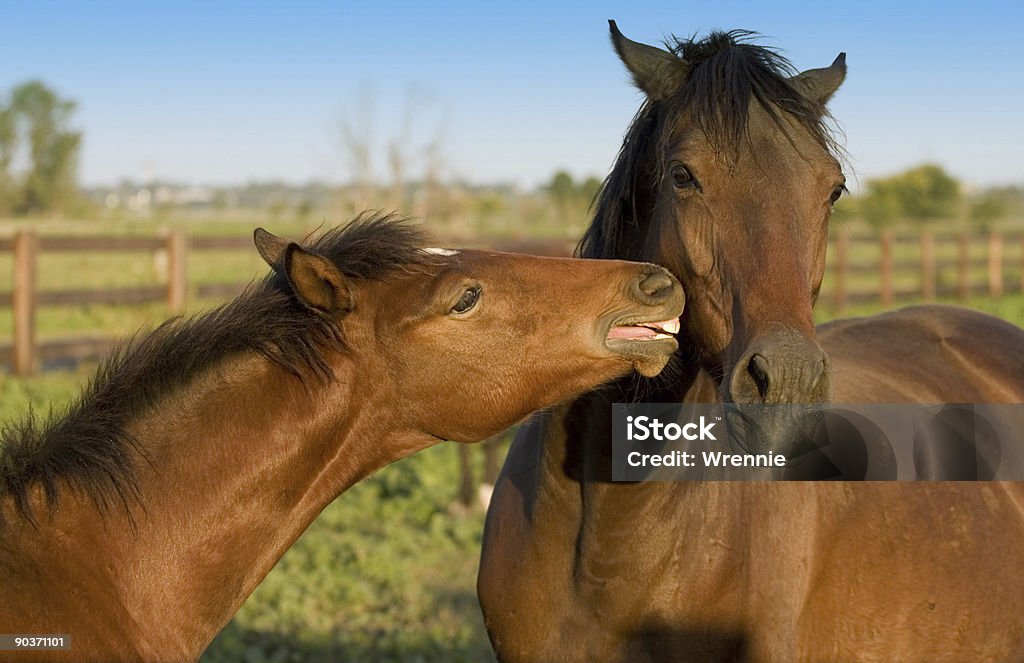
top-left (567, 523), bottom-right (751, 659)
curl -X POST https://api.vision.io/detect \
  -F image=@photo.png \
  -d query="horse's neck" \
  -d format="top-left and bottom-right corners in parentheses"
top-left (533, 365), bottom-right (726, 567)
top-left (16, 355), bottom-right (430, 660)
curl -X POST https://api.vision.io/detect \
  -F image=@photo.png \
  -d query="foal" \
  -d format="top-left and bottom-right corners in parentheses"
top-left (0, 213), bottom-right (684, 662)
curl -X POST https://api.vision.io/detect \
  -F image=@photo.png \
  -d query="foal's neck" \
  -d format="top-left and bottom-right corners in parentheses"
top-left (38, 355), bottom-right (430, 659)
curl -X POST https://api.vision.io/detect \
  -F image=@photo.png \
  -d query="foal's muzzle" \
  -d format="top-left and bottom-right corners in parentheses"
top-left (631, 268), bottom-right (678, 306)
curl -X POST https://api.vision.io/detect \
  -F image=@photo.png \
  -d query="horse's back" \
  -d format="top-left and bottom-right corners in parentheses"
top-left (819, 305), bottom-right (1024, 402)
top-left (789, 481), bottom-right (1024, 661)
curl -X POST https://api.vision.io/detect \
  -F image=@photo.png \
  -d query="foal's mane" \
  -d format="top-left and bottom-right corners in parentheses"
top-left (579, 30), bottom-right (841, 261)
top-left (0, 212), bottom-right (432, 524)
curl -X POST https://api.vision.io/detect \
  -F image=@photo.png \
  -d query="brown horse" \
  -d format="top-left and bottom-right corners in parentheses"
top-left (479, 24), bottom-right (1024, 662)
top-left (0, 213), bottom-right (684, 662)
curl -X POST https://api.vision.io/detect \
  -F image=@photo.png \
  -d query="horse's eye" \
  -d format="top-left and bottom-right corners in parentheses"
top-left (829, 185), bottom-right (847, 205)
top-left (672, 164), bottom-right (698, 191)
top-left (451, 287), bottom-right (481, 314)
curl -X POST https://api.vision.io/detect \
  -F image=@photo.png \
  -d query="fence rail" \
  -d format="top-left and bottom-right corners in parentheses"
top-left (827, 229), bottom-right (1024, 312)
top-left (0, 230), bottom-right (250, 375)
top-left (2, 227), bottom-right (1024, 375)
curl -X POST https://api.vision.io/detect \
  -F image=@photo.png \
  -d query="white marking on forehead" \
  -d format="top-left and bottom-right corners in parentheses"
top-left (422, 247), bottom-right (460, 256)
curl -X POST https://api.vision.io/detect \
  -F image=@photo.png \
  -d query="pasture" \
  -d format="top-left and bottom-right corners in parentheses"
top-left (2, 215), bottom-right (1024, 661)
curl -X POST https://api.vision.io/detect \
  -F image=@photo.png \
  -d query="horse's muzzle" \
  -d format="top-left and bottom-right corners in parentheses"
top-left (725, 327), bottom-right (831, 455)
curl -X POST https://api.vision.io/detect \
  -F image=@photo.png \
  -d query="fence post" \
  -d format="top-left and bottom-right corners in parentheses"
top-left (879, 231), bottom-right (893, 307)
top-left (920, 232), bottom-right (935, 301)
top-left (458, 444), bottom-right (475, 508)
top-left (832, 231), bottom-right (848, 314)
top-left (988, 231), bottom-right (1003, 297)
top-left (13, 230), bottom-right (39, 377)
top-left (167, 228), bottom-right (187, 313)
top-left (957, 233), bottom-right (970, 301)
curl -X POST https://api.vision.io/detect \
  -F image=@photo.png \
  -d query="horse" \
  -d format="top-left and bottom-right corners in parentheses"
top-left (0, 212), bottom-right (685, 662)
top-left (478, 24), bottom-right (1024, 662)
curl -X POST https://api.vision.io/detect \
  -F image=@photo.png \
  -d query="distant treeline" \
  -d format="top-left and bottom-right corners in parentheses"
top-left (839, 164), bottom-right (1023, 229)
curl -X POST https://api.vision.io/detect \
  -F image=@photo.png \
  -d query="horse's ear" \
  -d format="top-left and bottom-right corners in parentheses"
top-left (283, 244), bottom-right (354, 315)
top-left (791, 52), bottom-right (847, 105)
top-left (254, 228), bottom-right (289, 271)
top-left (609, 20), bottom-right (688, 101)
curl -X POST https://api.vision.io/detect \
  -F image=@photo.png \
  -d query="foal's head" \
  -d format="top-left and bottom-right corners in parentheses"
top-left (255, 216), bottom-right (684, 442)
top-left (584, 22), bottom-right (846, 415)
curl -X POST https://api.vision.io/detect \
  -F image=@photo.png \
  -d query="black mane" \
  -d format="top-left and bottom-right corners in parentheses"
top-left (579, 30), bottom-right (841, 261)
top-left (0, 212), bottom-right (432, 524)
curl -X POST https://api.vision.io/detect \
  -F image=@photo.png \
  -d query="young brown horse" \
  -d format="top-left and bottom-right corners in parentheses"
top-left (479, 24), bottom-right (1024, 662)
top-left (0, 213), bottom-right (684, 662)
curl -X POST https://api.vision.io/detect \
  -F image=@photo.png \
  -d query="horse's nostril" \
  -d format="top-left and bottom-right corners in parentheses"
top-left (748, 354), bottom-right (771, 401)
top-left (638, 271), bottom-right (674, 300)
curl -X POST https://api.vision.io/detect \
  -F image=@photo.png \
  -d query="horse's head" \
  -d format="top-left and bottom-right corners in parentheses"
top-left (585, 23), bottom-right (845, 434)
top-left (254, 217), bottom-right (683, 443)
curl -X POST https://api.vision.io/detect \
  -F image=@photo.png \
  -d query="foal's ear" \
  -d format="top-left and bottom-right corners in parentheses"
top-left (254, 228), bottom-right (289, 270)
top-left (609, 20), bottom-right (689, 101)
top-left (791, 52), bottom-right (847, 105)
top-left (283, 244), bottom-right (354, 315)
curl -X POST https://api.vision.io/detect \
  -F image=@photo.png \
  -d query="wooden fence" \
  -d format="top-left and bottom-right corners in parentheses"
top-left (0, 229), bottom-right (256, 376)
top-left (3, 227), bottom-right (1024, 376)
top-left (827, 229), bottom-right (1024, 313)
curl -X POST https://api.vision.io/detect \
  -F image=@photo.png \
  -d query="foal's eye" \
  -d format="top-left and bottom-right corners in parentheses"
top-left (672, 163), bottom-right (698, 190)
top-left (829, 185), bottom-right (847, 205)
top-left (451, 287), bottom-right (481, 314)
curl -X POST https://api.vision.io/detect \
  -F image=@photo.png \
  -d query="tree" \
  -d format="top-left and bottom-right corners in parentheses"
top-left (547, 171), bottom-right (575, 208)
top-left (0, 81), bottom-right (81, 216)
top-left (860, 164), bottom-right (962, 227)
top-left (0, 102), bottom-right (15, 215)
top-left (968, 193), bottom-right (1008, 230)
top-left (580, 176), bottom-right (603, 207)
top-left (860, 184), bottom-right (900, 229)
top-left (893, 164), bottom-right (961, 222)
top-left (336, 84), bottom-right (448, 220)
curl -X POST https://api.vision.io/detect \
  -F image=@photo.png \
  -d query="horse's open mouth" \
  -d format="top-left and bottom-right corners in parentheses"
top-left (606, 317), bottom-right (680, 342)
top-left (604, 316), bottom-right (680, 377)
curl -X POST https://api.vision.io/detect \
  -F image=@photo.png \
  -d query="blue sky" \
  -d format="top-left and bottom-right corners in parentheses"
top-left (1, 0), bottom-right (1021, 191)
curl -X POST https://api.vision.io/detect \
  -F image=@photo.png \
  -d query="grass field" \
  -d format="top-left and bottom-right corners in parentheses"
top-left (3, 219), bottom-right (1024, 661)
